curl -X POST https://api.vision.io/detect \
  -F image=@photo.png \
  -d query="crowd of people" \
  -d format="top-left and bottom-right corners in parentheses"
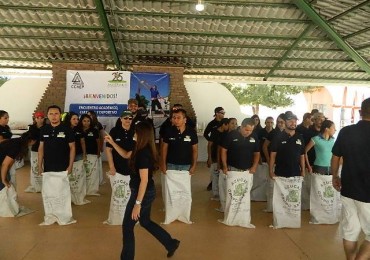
top-left (1, 97), bottom-right (369, 259)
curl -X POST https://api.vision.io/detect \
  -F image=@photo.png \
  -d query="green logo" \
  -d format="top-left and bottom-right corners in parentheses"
top-left (323, 186), bottom-right (334, 198)
top-left (233, 183), bottom-right (247, 196)
top-left (114, 185), bottom-right (126, 198)
top-left (286, 190), bottom-right (299, 203)
top-left (84, 161), bottom-right (93, 177)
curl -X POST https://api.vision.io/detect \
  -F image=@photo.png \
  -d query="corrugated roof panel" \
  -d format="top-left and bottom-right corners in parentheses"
top-left (281, 60), bottom-right (361, 70)
top-left (1, 0), bottom-right (96, 8)
top-left (288, 49), bottom-right (349, 60)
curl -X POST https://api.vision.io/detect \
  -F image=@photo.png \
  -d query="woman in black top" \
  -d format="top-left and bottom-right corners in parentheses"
top-left (105, 121), bottom-right (180, 260)
top-left (1, 132), bottom-right (31, 190)
top-left (0, 110), bottom-right (12, 143)
top-left (64, 112), bottom-right (86, 161)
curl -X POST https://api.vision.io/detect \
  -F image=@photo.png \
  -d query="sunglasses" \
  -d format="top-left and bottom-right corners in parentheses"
top-left (123, 117), bottom-right (133, 120)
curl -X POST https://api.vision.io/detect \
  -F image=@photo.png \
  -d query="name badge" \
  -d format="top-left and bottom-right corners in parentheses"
top-left (88, 132), bottom-right (94, 136)
top-left (232, 139), bottom-right (238, 142)
top-left (57, 132), bottom-right (65, 138)
top-left (282, 141), bottom-right (287, 144)
top-left (296, 139), bottom-right (302, 145)
top-left (43, 135), bottom-right (49, 137)
top-left (184, 135), bottom-right (191, 142)
top-left (115, 138), bottom-right (121, 141)
top-left (249, 137), bottom-right (256, 143)
top-left (169, 137), bottom-right (175, 140)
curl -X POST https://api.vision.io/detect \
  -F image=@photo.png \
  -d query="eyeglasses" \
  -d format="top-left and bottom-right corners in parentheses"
top-left (217, 112), bottom-right (225, 115)
top-left (123, 117), bottom-right (133, 120)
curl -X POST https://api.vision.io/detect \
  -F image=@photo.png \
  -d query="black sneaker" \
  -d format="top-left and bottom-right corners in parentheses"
top-left (167, 239), bottom-right (180, 258)
top-left (206, 182), bottom-right (212, 191)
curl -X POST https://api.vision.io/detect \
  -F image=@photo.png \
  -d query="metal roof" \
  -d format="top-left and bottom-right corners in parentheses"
top-left (0, 0), bottom-right (369, 84)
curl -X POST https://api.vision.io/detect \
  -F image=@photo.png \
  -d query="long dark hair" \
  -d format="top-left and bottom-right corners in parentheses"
top-left (130, 121), bottom-right (157, 171)
top-left (63, 112), bottom-right (79, 128)
top-left (1, 131), bottom-right (32, 160)
top-left (78, 114), bottom-right (92, 131)
top-left (320, 119), bottom-right (334, 137)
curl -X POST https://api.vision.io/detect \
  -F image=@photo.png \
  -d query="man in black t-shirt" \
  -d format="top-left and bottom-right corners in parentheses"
top-left (331, 98), bottom-right (370, 259)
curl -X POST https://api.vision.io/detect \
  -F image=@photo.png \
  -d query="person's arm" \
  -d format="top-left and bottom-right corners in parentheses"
top-left (67, 142), bottom-right (75, 174)
top-left (105, 146), bottom-right (116, 175)
top-left (1, 156), bottom-right (14, 188)
top-left (206, 141), bottom-right (213, 168)
top-left (81, 137), bottom-right (87, 161)
top-left (221, 147), bottom-right (228, 174)
top-left (304, 140), bottom-right (315, 173)
top-left (262, 139), bottom-right (271, 165)
top-left (331, 155), bottom-right (341, 192)
top-left (99, 129), bottom-right (105, 153)
top-left (104, 135), bottom-right (132, 159)
top-left (189, 144), bottom-right (198, 175)
top-left (300, 154), bottom-right (305, 177)
top-left (131, 168), bottom-right (149, 221)
top-left (249, 152), bottom-right (260, 174)
top-left (160, 142), bottom-right (168, 174)
top-left (37, 141), bottom-right (44, 175)
top-left (203, 122), bottom-right (212, 141)
top-left (269, 152), bottom-right (277, 179)
top-left (96, 138), bottom-right (101, 158)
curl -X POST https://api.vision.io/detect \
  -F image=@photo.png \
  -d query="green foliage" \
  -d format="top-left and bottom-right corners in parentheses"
top-left (223, 83), bottom-right (321, 110)
top-left (0, 76), bottom-right (9, 87)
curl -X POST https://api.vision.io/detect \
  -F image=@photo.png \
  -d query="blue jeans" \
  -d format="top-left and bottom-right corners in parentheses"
top-left (167, 163), bottom-right (190, 171)
top-left (121, 188), bottom-right (177, 260)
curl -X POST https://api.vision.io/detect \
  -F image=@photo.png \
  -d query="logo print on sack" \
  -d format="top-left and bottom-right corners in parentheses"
top-left (233, 183), bottom-right (247, 196)
top-left (71, 72), bottom-right (84, 89)
top-left (84, 160), bottom-right (93, 177)
top-left (323, 186), bottom-right (334, 198)
top-left (115, 185), bottom-right (126, 198)
top-left (286, 190), bottom-right (299, 203)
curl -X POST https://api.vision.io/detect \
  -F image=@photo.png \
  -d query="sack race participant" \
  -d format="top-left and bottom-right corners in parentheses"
top-left (0, 185), bottom-right (19, 217)
top-left (25, 151), bottom-right (43, 192)
top-left (40, 171), bottom-right (76, 225)
top-left (217, 171), bottom-right (227, 212)
top-left (160, 108), bottom-right (198, 224)
top-left (69, 160), bottom-right (90, 205)
top-left (251, 163), bottom-right (268, 201)
top-left (25, 111), bottom-right (45, 193)
top-left (163, 170), bottom-right (193, 224)
top-left (309, 173), bottom-right (339, 224)
top-left (272, 176), bottom-right (303, 228)
top-left (104, 110), bottom-right (135, 225)
top-left (38, 105), bottom-right (76, 226)
top-left (104, 173), bottom-right (131, 225)
top-left (220, 171), bottom-right (254, 228)
top-left (84, 154), bottom-right (100, 196)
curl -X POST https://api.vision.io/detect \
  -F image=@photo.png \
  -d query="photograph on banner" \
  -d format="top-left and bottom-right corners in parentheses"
top-left (65, 71), bottom-right (131, 133)
top-left (131, 72), bottom-right (170, 139)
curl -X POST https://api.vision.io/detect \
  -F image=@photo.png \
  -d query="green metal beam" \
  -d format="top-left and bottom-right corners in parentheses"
top-left (0, 22), bottom-right (101, 31)
top-left (263, 25), bottom-right (314, 80)
top-left (94, 0), bottom-right (121, 69)
top-left (1, 34), bottom-right (106, 42)
top-left (0, 5), bottom-right (96, 13)
top-left (343, 27), bottom-right (370, 40)
top-left (0, 47), bottom-right (111, 55)
top-left (328, 0), bottom-right (370, 22)
top-left (293, 0), bottom-right (370, 74)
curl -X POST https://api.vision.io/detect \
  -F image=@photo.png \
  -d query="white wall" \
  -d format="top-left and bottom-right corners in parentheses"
top-left (185, 81), bottom-right (248, 128)
top-left (0, 78), bottom-right (50, 128)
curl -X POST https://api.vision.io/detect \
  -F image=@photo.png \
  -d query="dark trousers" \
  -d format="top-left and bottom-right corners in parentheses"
top-left (121, 188), bottom-right (175, 260)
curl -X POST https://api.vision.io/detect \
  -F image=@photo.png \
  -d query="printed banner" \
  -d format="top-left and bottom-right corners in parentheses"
top-left (65, 70), bottom-right (131, 132)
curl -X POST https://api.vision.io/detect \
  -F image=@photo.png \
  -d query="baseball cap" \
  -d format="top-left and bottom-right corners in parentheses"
top-left (120, 110), bottom-right (133, 117)
top-left (214, 107), bottom-right (225, 115)
top-left (283, 111), bottom-right (298, 121)
top-left (34, 111), bottom-right (45, 118)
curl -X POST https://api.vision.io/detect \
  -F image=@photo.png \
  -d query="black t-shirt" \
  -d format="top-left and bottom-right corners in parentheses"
top-left (106, 125), bottom-right (135, 175)
top-left (159, 117), bottom-right (196, 138)
top-left (209, 128), bottom-right (224, 163)
top-left (221, 129), bottom-right (260, 170)
top-left (0, 138), bottom-right (21, 163)
top-left (258, 127), bottom-right (272, 162)
top-left (266, 128), bottom-right (284, 155)
top-left (270, 131), bottom-right (305, 177)
top-left (163, 126), bottom-right (198, 165)
top-left (84, 127), bottom-right (99, 155)
top-left (73, 127), bottom-right (84, 156)
top-left (204, 118), bottom-right (220, 141)
top-left (40, 123), bottom-right (75, 172)
top-left (130, 146), bottom-right (155, 191)
top-left (332, 120), bottom-right (370, 203)
top-left (304, 126), bottom-right (320, 165)
top-left (0, 125), bottom-right (12, 140)
top-left (29, 124), bottom-right (43, 152)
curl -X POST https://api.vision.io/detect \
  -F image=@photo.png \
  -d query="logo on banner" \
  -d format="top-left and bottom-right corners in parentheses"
top-left (71, 72), bottom-right (84, 89)
top-left (108, 72), bottom-right (127, 87)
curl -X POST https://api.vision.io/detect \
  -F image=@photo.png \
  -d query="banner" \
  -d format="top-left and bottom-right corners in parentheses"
top-left (65, 70), bottom-right (131, 132)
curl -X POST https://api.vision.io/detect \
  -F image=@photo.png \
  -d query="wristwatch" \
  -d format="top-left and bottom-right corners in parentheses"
top-left (135, 200), bottom-right (142, 205)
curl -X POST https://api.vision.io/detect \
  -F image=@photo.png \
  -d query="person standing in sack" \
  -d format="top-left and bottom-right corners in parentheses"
top-left (107, 121), bottom-right (180, 259)
top-left (220, 118), bottom-right (260, 175)
top-left (0, 110), bottom-right (12, 143)
top-left (262, 113), bottom-right (285, 166)
top-left (160, 108), bottom-right (198, 175)
top-left (269, 111), bottom-right (305, 179)
top-left (331, 97), bottom-right (370, 260)
top-left (38, 105), bottom-right (75, 175)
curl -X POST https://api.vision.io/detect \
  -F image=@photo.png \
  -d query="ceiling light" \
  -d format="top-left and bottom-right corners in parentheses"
top-left (195, 0), bottom-right (205, 11)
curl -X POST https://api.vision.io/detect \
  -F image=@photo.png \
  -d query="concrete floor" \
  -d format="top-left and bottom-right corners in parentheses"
top-left (0, 162), bottom-right (348, 260)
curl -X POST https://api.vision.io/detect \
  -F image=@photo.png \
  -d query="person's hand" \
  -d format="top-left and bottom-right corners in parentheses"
top-left (307, 165), bottom-right (313, 173)
top-left (2, 181), bottom-right (11, 188)
top-left (160, 164), bottom-right (167, 174)
top-left (189, 165), bottom-right (196, 175)
top-left (249, 166), bottom-right (257, 174)
top-left (206, 158), bottom-right (211, 168)
top-left (222, 167), bottom-right (228, 175)
top-left (66, 166), bottom-right (73, 175)
top-left (38, 165), bottom-right (43, 176)
top-left (332, 176), bottom-right (341, 192)
top-left (104, 135), bottom-right (113, 144)
top-left (269, 172), bottom-right (276, 179)
top-left (108, 168), bottom-right (116, 176)
top-left (131, 205), bottom-right (141, 221)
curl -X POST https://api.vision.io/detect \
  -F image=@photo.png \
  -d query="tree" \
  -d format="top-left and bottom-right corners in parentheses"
top-left (0, 76), bottom-right (9, 87)
top-left (222, 83), bottom-right (322, 115)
